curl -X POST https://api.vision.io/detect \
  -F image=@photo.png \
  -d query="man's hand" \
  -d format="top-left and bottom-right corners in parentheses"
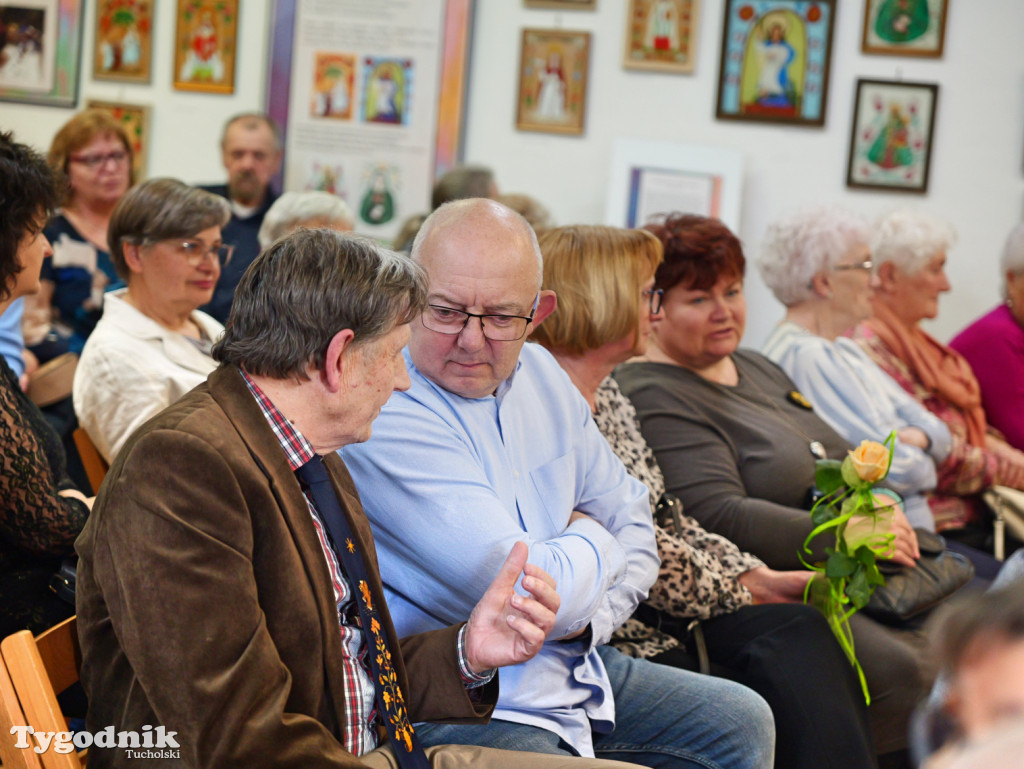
top-left (737, 566), bottom-right (813, 604)
top-left (464, 541), bottom-right (560, 674)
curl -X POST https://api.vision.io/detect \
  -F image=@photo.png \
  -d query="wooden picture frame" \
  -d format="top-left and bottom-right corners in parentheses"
top-left (715, 0), bottom-right (836, 127)
top-left (862, 0), bottom-right (949, 58)
top-left (515, 28), bottom-right (590, 136)
top-left (86, 99), bottom-right (150, 180)
top-left (524, 0), bottom-right (596, 9)
top-left (623, 0), bottom-right (700, 74)
top-left (172, 0), bottom-right (237, 94)
top-left (93, 0), bottom-right (153, 83)
top-left (0, 0), bottom-right (83, 107)
top-left (846, 78), bottom-right (939, 194)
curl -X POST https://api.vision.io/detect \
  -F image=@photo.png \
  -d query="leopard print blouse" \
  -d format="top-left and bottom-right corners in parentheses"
top-left (598, 377), bottom-right (763, 659)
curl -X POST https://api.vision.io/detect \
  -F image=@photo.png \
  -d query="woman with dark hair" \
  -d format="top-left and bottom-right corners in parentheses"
top-left (532, 224), bottom-right (876, 769)
top-left (73, 178), bottom-right (230, 462)
top-left (615, 213), bottom-right (931, 765)
top-left (0, 131), bottom-right (93, 637)
top-left (25, 109), bottom-right (135, 355)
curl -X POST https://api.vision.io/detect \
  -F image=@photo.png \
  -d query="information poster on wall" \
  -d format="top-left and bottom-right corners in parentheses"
top-left (269, 0), bottom-right (471, 243)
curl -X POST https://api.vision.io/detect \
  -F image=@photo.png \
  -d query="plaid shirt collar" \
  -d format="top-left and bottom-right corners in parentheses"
top-left (240, 369), bottom-right (316, 471)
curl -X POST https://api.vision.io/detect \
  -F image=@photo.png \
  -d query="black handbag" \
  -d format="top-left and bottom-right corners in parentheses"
top-left (863, 529), bottom-right (974, 624)
top-left (49, 557), bottom-right (77, 606)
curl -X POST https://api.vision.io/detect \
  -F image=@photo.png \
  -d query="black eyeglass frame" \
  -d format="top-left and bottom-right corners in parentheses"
top-left (421, 293), bottom-right (540, 342)
top-left (644, 288), bottom-right (665, 315)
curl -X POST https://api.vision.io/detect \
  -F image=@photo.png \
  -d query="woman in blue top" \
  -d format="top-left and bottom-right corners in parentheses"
top-left (25, 110), bottom-right (133, 356)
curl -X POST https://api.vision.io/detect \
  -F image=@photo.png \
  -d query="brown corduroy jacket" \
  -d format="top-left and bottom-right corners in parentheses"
top-left (76, 365), bottom-right (497, 768)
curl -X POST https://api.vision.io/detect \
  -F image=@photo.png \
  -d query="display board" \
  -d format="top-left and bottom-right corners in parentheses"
top-left (267, 0), bottom-right (473, 242)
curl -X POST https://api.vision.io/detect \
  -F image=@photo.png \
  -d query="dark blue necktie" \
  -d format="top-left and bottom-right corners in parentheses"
top-left (296, 455), bottom-right (430, 769)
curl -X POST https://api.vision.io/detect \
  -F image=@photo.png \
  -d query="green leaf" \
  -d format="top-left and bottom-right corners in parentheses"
top-left (825, 551), bottom-right (857, 579)
top-left (853, 544), bottom-right (877, 567)
top-left (811, 502), bottom-right (838, 529)
top-left (841, 456), bottom-right (867, 489)
top-left (846, 568), bottom-right (873, 609)
top-left (814, 459), bottom-right (845, 495)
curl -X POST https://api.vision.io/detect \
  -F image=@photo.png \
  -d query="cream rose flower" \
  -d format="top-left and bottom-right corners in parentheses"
top-left (847, 440), bottom-right (890, 483)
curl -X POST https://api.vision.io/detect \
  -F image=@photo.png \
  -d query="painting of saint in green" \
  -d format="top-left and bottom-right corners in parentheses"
top-left (740, 10), bottom-right (805, 119)
top-left (868, 103), bottom-right (914, 169)
top-left (873, 0), bottom-right (930, 44)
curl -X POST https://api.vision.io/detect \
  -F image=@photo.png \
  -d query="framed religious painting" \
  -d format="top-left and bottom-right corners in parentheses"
top-left (623, 0), bottom-right (700, 74)
top-left (846, 78), bottom-right (939, 194)
top-left (515, 28), bottom-right (590, 135)
top-left (172, 0), bottom-right (237, 93)
top-left (86, 98), bottom-right (150, 179)
top-left (0, 0), bottom-right (83, 107)
top-left (715, 0), bottom-right (836, 127)
top-left (862, 0), bottom-right (949, 58)
top-left (93, 0), bottom-right (153, 82)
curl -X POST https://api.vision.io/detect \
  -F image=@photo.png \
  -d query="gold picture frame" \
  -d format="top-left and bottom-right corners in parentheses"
top-left (515, 28), bottom-right (590, 136)
top-left (86, 99), bottom-right (151, 181)
top-left (623, 0), bottom-right (700, 74)
top-left (172, 0), bottom-right (238, 94)
top-left (93, 0), bottom-right (154, 83)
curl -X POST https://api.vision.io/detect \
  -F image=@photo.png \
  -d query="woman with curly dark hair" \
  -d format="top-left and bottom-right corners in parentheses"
top-left (0, 131), bottom-right (93, 637)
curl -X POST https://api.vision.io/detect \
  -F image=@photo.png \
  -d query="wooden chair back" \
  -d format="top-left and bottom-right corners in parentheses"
top-left (0, 653), bottom-right (43, 769)
top-left (73, 428), bottom-right (109, 494)
top-left (1, 617), bottom-right (85, 769)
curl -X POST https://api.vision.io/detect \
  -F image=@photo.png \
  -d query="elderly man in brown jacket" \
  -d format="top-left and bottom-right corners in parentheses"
top-left (75, 229), bottom-right (640, 769)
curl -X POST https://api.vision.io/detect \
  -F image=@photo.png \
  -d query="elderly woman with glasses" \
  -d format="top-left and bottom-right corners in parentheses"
top-left (850, 210), bottom-right (1024, 532)
top-left (759, 206), bottom-right (953, 533)
top-left (25, 109), bottom-right (135, 356)
top-left (73, 178), bottom-right (230, 462)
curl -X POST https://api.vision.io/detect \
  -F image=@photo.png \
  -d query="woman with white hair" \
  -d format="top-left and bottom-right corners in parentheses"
top-left (850, 210), bottom-right (1024, 531)
top-left (257, 190), bottom-right (354, 249)
top-left (949, 223), bottom-right (1024, 452)
top-left (759, 205), bottom-right (952, 531)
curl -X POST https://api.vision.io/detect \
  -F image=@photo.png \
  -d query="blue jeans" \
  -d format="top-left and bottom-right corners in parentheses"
top-left (417, 645), bottom-right (775, 769)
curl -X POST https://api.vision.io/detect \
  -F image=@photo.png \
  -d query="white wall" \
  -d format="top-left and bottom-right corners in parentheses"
top-left (0, 1), bottom-right (272, 183)
top-left (2, 0), bottom-right (1022, 347)
top-left (462, 0), bottom-right (1024, 347)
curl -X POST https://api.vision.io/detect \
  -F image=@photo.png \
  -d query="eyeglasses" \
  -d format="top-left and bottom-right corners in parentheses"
top-left (68, 150), bottom-right (129, 170)
top-left (149, 239), bottom-right (235, 267)
top-left (421, 294), bottom-right (540, 341)
top-left (833, 259), bottom-right (874, 273)
top-left (644, 288), bottom-right (664, 314)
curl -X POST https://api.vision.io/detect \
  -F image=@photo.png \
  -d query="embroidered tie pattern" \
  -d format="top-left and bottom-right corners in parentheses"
top-left (296, 455), bottom-right (430, 769)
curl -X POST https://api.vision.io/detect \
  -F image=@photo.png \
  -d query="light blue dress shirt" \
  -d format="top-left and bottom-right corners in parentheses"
top-left (341, 342), bottom-right (658, 756)
top-left (0, 298), bottom-right (25, 378)
top-left (763, 321), bottom-right (952, 530)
